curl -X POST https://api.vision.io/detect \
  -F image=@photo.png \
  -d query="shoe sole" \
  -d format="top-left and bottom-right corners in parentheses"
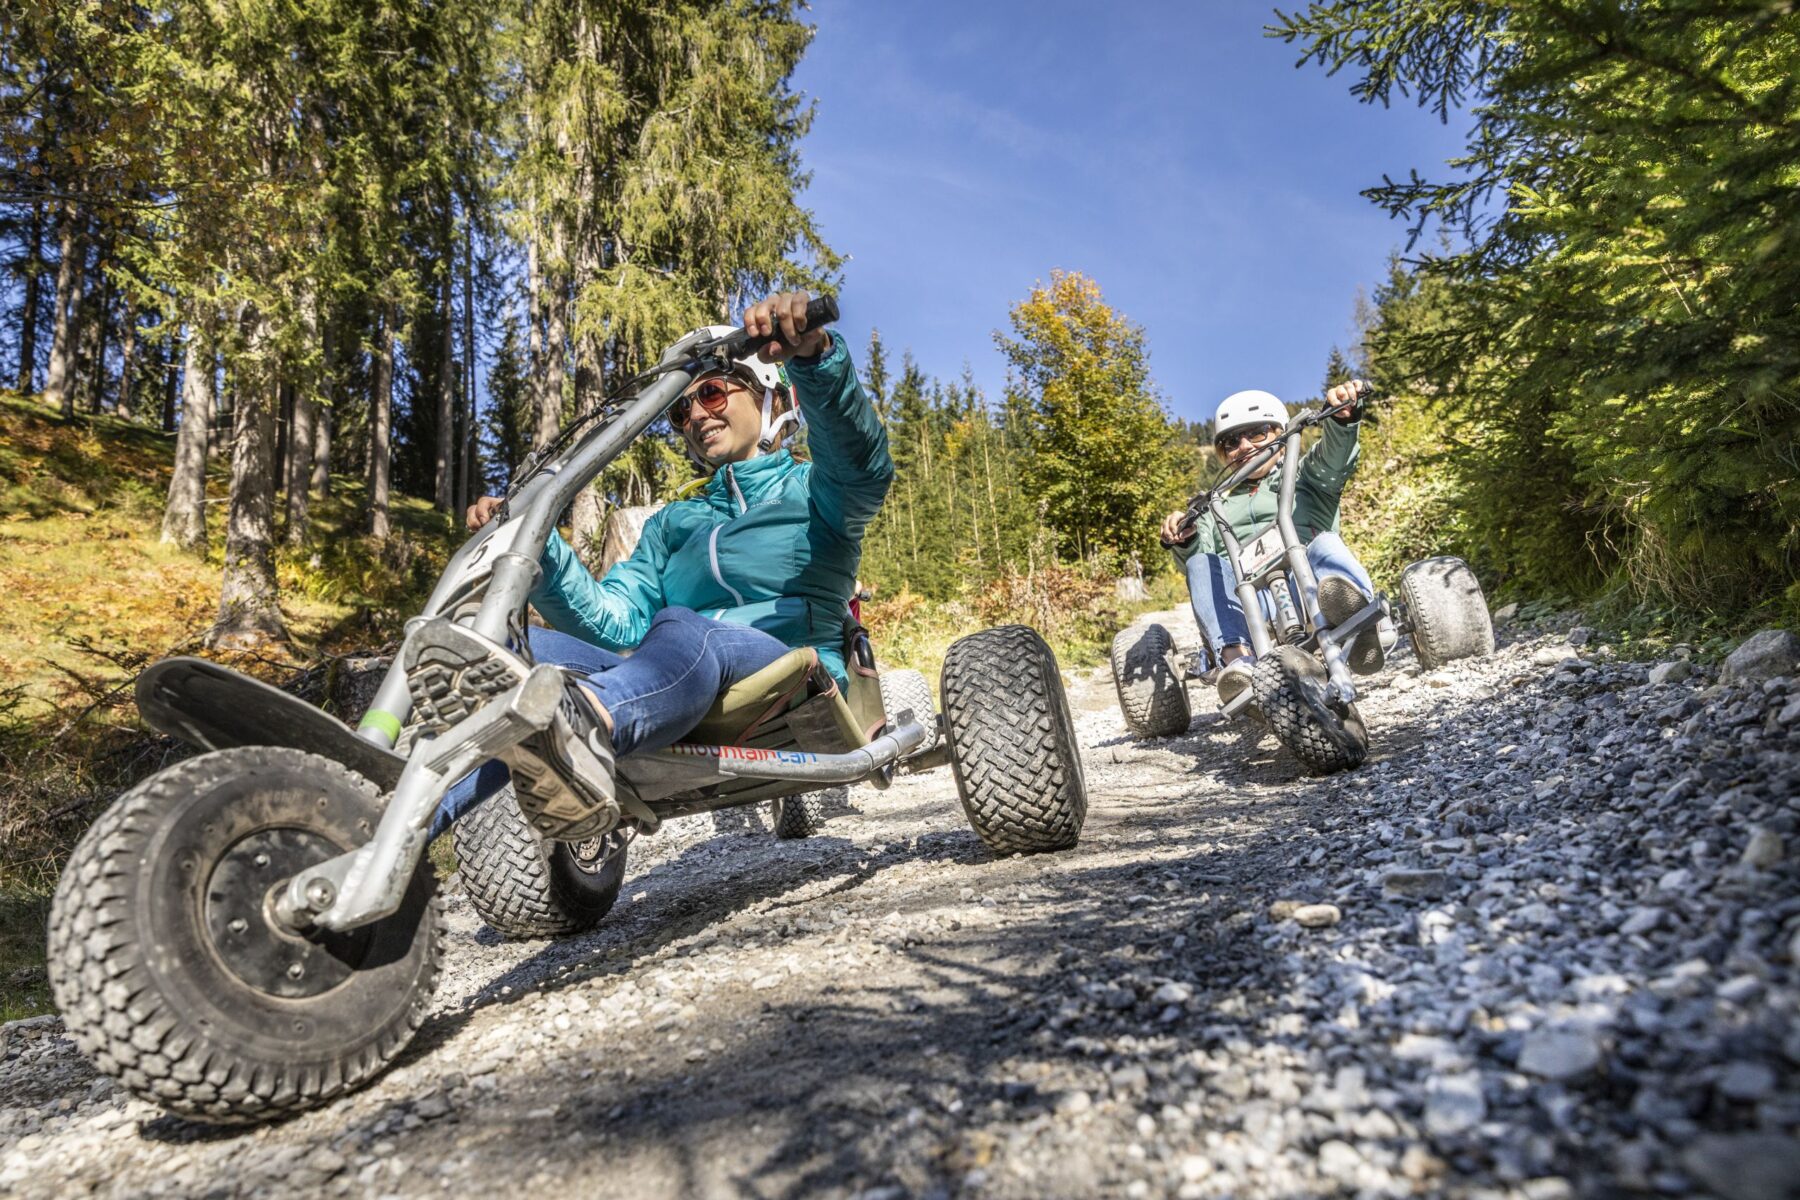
top-left (404, 621), bottom-right (617, 841)
top-left (1317, 576), bottom-right (1384, 675)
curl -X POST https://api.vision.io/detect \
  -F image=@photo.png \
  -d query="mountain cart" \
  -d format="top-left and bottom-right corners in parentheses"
top-left (1111, 389), bottom-right (1494, 772)
top-left (48, 298), bottom-right (1088, 1124)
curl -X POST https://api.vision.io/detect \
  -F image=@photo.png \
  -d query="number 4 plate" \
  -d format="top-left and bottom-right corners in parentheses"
top-left (1242, 525), bottom-right (1286, 576)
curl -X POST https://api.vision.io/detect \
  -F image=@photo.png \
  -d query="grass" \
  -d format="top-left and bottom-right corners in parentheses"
top-left (0, 391), bottom-right (461, 1021)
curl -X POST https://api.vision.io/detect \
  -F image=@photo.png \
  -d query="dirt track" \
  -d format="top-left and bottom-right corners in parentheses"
top-left (3, 610), bottom-right (1797, 1199)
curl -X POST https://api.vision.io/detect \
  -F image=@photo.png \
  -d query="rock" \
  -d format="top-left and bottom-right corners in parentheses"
top-left (1292, 904), bottom-right (1342, 928)
top-left (1533, 646), bottom-right (1566, 668)
top-left (1649, 660), bottom-right (1693, 686)
top-left (1054, 1089), bottom-right (1092, 1116)
top-left (1317, 1139), bottom-right (1362, 1180)
top-left (1179, 1155), bottom-right (1213, 1183)
top-left (1742, 827), bottom-right (1784, 869)
top-left (1718, 1062), bottom-right (1777, 1103)
top-left (303, 1148), bottom-right (347, 1178)
top-left (1381, 869), bottom-right (1449, 900)
top-left (1151, 982), bottom-right (1193, 1006)
top-left (1493, 602), bottom-right (1519, 625)
top-left (1567, 626), bottom-right (1594, 647)
top-left (1100, 986), bottom-right (1137, 1010)
top-left (1424, 1072), bottom-right (1486, 1136)
top-left (1779, 697), bottom-right (1800, 727)
top-left (1721, 629), bottom-right (1800, 684)
top-left (1679, 1134), bottom-right (1800, 1200)
top-left (1517, 1028), bottom-right (1603, 1082)
top-left (1619, 907), bottom-right (1663, 937)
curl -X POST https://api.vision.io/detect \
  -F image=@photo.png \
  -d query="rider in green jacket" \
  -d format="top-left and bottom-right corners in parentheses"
top-left (414, 292), bottom-right (893, 840)
top-left (1160, 380), bottom-right (1391, 707)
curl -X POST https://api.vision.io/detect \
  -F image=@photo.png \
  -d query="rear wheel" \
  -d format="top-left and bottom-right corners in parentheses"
top-left (1400, 556), bottom-right (1495, 670)
top-left (453, 784), bottom-right (628, 939)
top-left (47, 747), bottom-right (442, 1124)
top-left (771, 790), bottom-right (829, 839)
top-left (879, 668), bottom-right (939, 750)
top-left (940, 625), bottom-right (1087, 854)
top-left (1252, 646), bottom-right (1368, 775)
top-left (1110, 623), bottom-right (1191, 738)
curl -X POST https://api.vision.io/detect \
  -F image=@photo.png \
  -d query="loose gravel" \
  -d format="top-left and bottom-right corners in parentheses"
top-left (2, 611), bottom-right (1796, 1199)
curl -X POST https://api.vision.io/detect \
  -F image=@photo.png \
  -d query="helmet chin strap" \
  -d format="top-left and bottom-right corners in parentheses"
top-left (756, 386), bottom-right (801, 454)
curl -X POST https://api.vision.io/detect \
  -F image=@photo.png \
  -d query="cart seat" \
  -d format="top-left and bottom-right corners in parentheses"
top-left (680, 647), bottom-right (874, 754)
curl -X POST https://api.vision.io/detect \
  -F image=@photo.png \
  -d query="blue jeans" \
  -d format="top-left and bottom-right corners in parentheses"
top-left (429, 607), bottom-right (790, 838)
top-left (1185, 531), bottom-right (1375, 655)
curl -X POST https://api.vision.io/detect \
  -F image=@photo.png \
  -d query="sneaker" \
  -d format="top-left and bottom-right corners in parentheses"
top-left (1216, 657), bottom-right (1255, 707)
top-left (1318, 574), bottom-right (1385, 675)
top-left (404, 619), bottom-right (619, 841)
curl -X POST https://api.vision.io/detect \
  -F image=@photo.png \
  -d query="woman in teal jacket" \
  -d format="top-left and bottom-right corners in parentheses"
top-left (417, 292), bottom-right (893, 840)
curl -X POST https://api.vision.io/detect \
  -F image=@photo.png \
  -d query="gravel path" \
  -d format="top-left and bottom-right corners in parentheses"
top-left (3, 612), bottom-right (1797, 1199)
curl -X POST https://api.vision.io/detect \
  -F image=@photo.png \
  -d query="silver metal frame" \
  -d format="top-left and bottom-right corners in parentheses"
top-left (1196, 406), bottom-right (1389, 717)
top-left (274, 330), bottom-right (925, 935)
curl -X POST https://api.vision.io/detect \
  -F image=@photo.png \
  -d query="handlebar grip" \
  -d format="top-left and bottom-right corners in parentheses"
top-left (720, 294), bottom-right (840, 358)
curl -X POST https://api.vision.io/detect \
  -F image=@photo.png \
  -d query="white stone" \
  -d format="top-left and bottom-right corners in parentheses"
top-left (1518, 1028), bottom-right (1603, 1081)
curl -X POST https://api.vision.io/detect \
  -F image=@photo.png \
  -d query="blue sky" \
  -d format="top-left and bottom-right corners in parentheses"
top-left (789, 0), bottom-right (1470, 426)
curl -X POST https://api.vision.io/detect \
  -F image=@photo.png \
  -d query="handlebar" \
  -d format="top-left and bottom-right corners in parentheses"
top-left (1164, 382), bottom-right (1378, 543)
top-left (708, 294), bottom-right (840, 361)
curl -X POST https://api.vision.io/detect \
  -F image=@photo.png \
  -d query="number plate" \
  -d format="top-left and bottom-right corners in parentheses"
top-left (1242, 525), bottom-right (1286, 576)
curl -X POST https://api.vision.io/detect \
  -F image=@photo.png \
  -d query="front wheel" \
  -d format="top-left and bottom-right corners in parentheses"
top-left (1110, 623), bottom-right (1191, 738)
top-left (1400, 556), bottom-right (1495, 670)
top-left (940, 625), bottom-right (1087, 854)
top-left (48, 748), bottom-right (443, 1124)
top-left (1252, 646), bottom-right (1368, 775)
top-left (453, 784), bottom-right (628, 939)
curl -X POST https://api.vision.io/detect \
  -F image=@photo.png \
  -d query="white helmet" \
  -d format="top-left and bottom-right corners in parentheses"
top-left (678, 324), bottom-right (799, 455)
top-left (1212, 389), bottom-right (1288, 443)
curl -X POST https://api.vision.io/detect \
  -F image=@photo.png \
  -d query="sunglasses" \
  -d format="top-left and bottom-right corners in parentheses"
top-left (670, 378), bottom-right (741, 428)
top-left (1215, 423), bottom-right (1281, 454)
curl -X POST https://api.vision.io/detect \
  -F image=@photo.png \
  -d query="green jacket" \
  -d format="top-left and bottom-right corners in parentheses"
top-left (528, 331), bottom-right (893, 690)
top-left (1168, 416), bottom-right (1361, 566)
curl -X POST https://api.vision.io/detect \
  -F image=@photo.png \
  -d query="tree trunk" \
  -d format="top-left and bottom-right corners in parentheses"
top-left (539, 247), bottom-right (568, 450)
top-left (161, 336), bottom-right (178, 433)
top-left (16, 200), bottom-right (42, 393)
top-left (116, 299), bottom-right (137, 421)
top-left (284, 384), bottom-right (315, 544)
top-left (461, 224), bottom-right (477, 508)
top-left (81, 266), bottom-right (111, 414)
top-left (312, 319), bottom-right (333, 496)
top-left (208, 310), bottom-right (289, 650)
top-left (161, 314), bottom-right (215, 550)
top-left (43, 203), bottom-right (85, 418)
top-left (368, 304), bottom-right (395, 539)
top-left (527, 225), bottom-right (553, 450)
top-left (434, 220), bottom-right (456, 512)
top-left (273, 378), bottom-right (292, 490)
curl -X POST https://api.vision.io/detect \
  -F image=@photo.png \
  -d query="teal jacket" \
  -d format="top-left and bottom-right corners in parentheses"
top-left (1169, 416), bottom-right (1361, 565)
top-left (529, 331), bottom-right (893, 690)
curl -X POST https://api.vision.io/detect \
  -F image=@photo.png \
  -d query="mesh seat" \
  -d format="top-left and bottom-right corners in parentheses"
top-left (680, 647), bottom-right (870, 753)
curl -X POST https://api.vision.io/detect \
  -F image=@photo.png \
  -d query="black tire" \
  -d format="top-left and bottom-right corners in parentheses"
top-left (771, 791), bottom-right (828, 839)
top-left (879, 668), bottom-right (939, 751)
top-left (453, 785), bottom-right (628, 939)
top-left (1400, 556), bottom-right (1495, 670)
top-left (1252, 646), bottom-right (1368, 775)
top-left (47, 747), bottom-right (442, 1124)
top-left (940, 625), bottom-right (1087, 854)
top-left (1110, 623), bottom-right (1191, 738)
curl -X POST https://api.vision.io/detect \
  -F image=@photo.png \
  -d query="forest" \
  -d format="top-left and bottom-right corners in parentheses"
top-left (1, 0), bottom-right (1795, 694)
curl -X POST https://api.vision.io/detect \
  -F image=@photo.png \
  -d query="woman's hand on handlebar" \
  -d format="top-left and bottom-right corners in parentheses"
top-left (466, 495), bottom-right (503, 532)
top-left (1159, 508), bottom-right (1197, 547)
top-left (744, 291), bottom-right (830, 363)
top-left (1324, 378), bottom-right (1373, 424)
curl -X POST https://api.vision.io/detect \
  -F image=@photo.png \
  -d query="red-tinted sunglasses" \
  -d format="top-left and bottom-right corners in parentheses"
top-left (670, 378), bottom-right (742, 428)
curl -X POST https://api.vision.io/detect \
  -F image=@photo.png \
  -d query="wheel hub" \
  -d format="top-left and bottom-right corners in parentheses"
top-left (205, 828), bottom-right (374, 999)
top-left (568, 830), bottom-right (622, 876)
